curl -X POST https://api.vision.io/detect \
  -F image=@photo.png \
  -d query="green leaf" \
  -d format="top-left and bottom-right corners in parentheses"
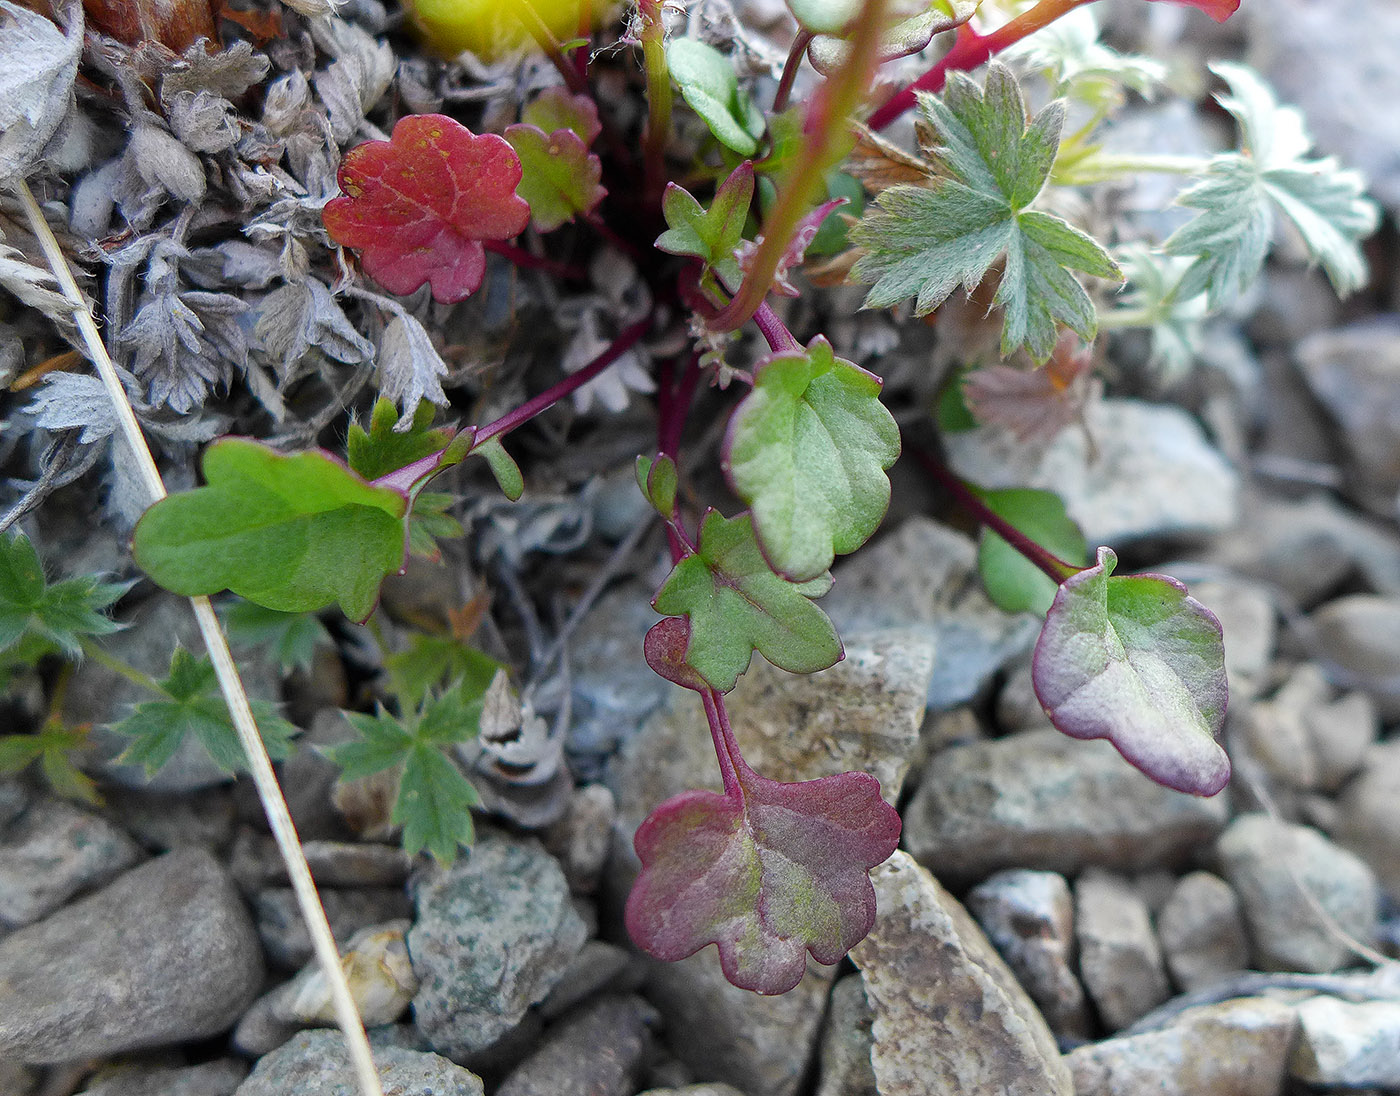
top-left (408, 491), bottom-right (464, 559)
top-left (807, 0), bottom-right (977, 76)
top-left (636, 454), bottom-right (679, 519)
top-left (785, 0), bottom-right (862, 34)
top-left (1165, 63), bottom-right (1379, 309)
top-left (110, 647), bottom-right (297, 777)
top-left (975, 487), bottom-right (1087, 615)
top-left (521, 86), bottom-right (602, 144)
top-left (652, 510), bottom-right (842, 692)
top-left (505, 119), bottom-right (606, 233)
top-left (323, 687), bottom-right (486, 863)
top-left (472, 437), bottom-right (523, 501)
top-left (385, 633), bottom-right (503, 709)
top-left (725, 336), bottom-right (899, 582)
top-left (0, 533), bottom-right (128, 660)
top-left (656, 162), bottom-right (755, 290)
top-left (0, 726), bottom-right (99, 805)
top-left (666, 39), bottom-right (766, 156)
top-left (1108, 245), bottom-right (1208, 381)
top-left (1032, 547), bottom-right (1230, 796)
top-left (347, 398), bottom-right (454, 482)
top-left (222, 599), bottom-right (333, 676)
top-left (850, 63), bottom-right (1121, 363)
top-left (133, 438), bottom-right (409, 622)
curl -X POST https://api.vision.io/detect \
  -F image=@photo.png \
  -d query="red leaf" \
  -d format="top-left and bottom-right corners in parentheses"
top-left (1145, 0), bottom-right (1239, 21)
top-left (962, 333), bottom-right (1098, 444)
top-left (322, 114), bottom-right (531, 304)
top-left (626, 750), bottom-right (901, 994)
top-left (644, 617), bottom-right (710, 692)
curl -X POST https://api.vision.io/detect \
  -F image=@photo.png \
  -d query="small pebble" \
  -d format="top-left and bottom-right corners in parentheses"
top-left (235, 1028), bottom-right (484, 1095)
top-left (1156, 871), bottom-right (1251, 993)
top-left (1074, 868), bottom-right (1171, 1032)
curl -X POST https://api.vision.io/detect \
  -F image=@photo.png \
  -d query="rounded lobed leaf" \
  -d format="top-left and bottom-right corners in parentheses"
top-left (1032, 546), bottom-right (1230, 796)
top-left (643, 617), bottom-right (710, 692)
top-left (725, 336), bottom-right (899, 583)
top-left (626, 756), bottom-right (901, 994)
top-left (322, 114), bottom-right (530, 303)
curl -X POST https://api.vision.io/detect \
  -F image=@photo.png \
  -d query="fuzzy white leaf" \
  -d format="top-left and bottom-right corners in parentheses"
top-left (0, 243), bottom-right (69, 316)
top-left (0, 0), bottom-right (81, 184)
top-left (378, 310), bottom-right (448, 422)
top-left (166, 90), bottom-right (240, 154)
top-left (254, 279), bottom-right (374, 379)
top-left (160, 39), bottom-right (270, 101)
top-left (127, 122), bottom-right (206, 204)
top-left (28, 372), bottom-right (117, 443)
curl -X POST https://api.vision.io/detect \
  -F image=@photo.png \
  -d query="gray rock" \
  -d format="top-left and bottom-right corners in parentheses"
top-left (540, 783), bottom-right (617, 895)
top-left (256, 885), bottom-right (411, 969)
top-left (0, 797), bottom-right (142, 928)
top-left (1068, 997), bottom-right (1297, 1096)
top-left (1217, 813), bottom-right (1380, 973)
top-left (945, 398), bottom-right (1240, 546)
top-left (1248, 0), bottom-right (1400, 210)
top-left (1337, 740), bottom-right (1400, 903)
top-left (967, 869), bottom-right (1090, 1038)
top-left (636, 1088), bottom-right (748, 1096)
top-left (539, 940), bottom-right (637, 1019)
top-left (994, 657), bottom-right (1046, 733)
top-left (850, 853), bottom-right (1074, 1096)
top-left (903, 729), bottom-right (1230, 882)
top-left (1074, 868), bottom-right (1171, 1031)
top-left (823, 520), bottom-right (1036, 710)
top-left (68, 595), bottom-right (282, 792)
top-left (1307, 690), bottom-right (1378, 793)
top-left (259, 840), bottom-right (412, 888)
top-left (0, 1060), bottom-right (36, 1096)
top-left (1236, 666), bottom-right (1328, 791)
top-left (815, 976), bottom-right (877, 1096)
top-left (1295, 320), bottom-right (1400, 513)
top-left (1306, 595), bottom-right (1400, 719)
top-left (1156, 871), bottom-right (1250, 993)
top-left (1188, 578), bottom-right (1276, 703)
top-left (235, 1028), bottom-right (484, 1095)
top-left (409, 833), bottom-right (587, 1059)
top-left (0, 848), bottom-right (263, 1063)
top-left (101, 785), bottom-right (237, 852)
top-left (496, 994), bottom-right (654, 1096)
top-left (1290, 996), bottom-right (1400, 1088)
top-left (77, 1059), bottom-right (248, 1096)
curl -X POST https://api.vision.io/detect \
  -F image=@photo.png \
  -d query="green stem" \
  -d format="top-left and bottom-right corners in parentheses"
top-left (1056, 151), bottom-right (1209, 186)
top-left (706, 0), bottom-right (890, 333)
top-left (637, 0), bottom-right (673, 206)
top-left (514, 0), bottom-right (593, 97)
top-left (81, 639), bottom-right (168, 696)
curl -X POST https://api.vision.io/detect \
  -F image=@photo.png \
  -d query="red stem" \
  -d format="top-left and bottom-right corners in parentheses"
top-left (753, 302), bottom-right (800, 353)
top-left (867, 0), bottom-right (1094, 131)
top-left (772, 29), bottom-right (814, 114)
top-left (912, 446), bottom-right (1079, 584)
top-left (483, 240), bottom-right (586, 281)
top-left (701, 688), bottom-right (742, 797)
top-left (656, 354), bottom-right (702, 561)
top-left (474, 316), bottom-right (651, 445)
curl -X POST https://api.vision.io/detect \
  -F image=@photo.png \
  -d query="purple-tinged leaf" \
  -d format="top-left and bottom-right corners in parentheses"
top-left (626, 750), bottom-right (901, 994)
top-left (644, 617), bottom-right (709, 692)
top-left (1032, 546), bottom-right (1230, 796)
top-left (735, 197), bottom-right (848, 298)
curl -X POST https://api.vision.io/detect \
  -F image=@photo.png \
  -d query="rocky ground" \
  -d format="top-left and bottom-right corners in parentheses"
top-left (3, 0), bottom-right (1400, 1094)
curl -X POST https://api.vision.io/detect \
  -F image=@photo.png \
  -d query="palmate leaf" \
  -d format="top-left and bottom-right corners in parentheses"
top-left (1032, 547), bottom-right (1230, 796)
top-left (725, 336), bottom-right (899, 582)
top-left (652, 510), bottom-right (842, 693)
top-left (1165, 63), bottom-right (1379, 309)
top-left (221, 599), bottom-right (332, 676)
top-left (346, 398), bottom-right (455, 483)
top-left (111, 647), bottom-right (296, 776)
top-left (0, 533), bottom-right (128, 660)
top-left (626, 749), bottom-right (901, 995)
top-left (851, 63), bottom-right (1120, 363)
top-left (133, 439), bottom-right (410, 622)
top-left (0, 726), bottom-right (99, 805)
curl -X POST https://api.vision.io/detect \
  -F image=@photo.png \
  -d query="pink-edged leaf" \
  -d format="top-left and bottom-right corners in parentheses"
top-left (1145, 0), bottom-right (1239, 21)
top-left (626, 752), bottom-right (901, 994)
top-left (735, 198), bottom-right (848, 298)
top-left (504, 122), bottom-right (606, 233)
top-left (962, 333), bottom-right (1098, 444)
top-left (520, 87), bottom-right (602, 146)
top-left (644, 617), bottom-right (710, 692)
top-left (322, 114), bottom-right (530, 304)
top-left (1032, 546), bottom-right (1230, 797)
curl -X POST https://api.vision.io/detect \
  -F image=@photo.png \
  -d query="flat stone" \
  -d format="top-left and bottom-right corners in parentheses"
top-left (850, 853), bottom-right (1073, 1096)
top-left (235, 1028), bottom-right (484, 1095)
top-left (76, 1059), bottom-right (248, 1096)
top-left (496, 994), bottom-right (654, 1096)
top-left (822, 520), bottom-right (1036, 710)
top-left (1337, 740), bottom-right (1400, 903)
top-left (945, 399), bottom-right (1240, 546)
top-left (1156, 871), bottom-right (1250, 993)
top-left (0, 848), bottom-right (263, 1063)
top-left (0, 797), bottom-right (142, 928)
top-left (1074, 868), bottom-right (1171, 1031)
top-left (409, 832), bottom-right (587, 1059)
top-left (636, 1088), bottom-right (748, 1096)
top-left (903, 729), bottom-right (1229, 882)
top-left (1235, 666), bottom-right (1329, 791)
top-left (1306, 690), bottom-right (1378, 793)
top-left (539, 940), bottom-right (637, 1019)
top-left (540, 783), bottom-right (617, 895)
top-left (1068, 997), bottom-right (1297, 1096)
top-left (1290, 996), bottom-right (1400, 1088)
top-left (1217, 813), bottom-right (1380, 973)
top-left (101, 785), bottom-right (238, 853)
top-left (262, 840), bottom-right (412, 888)
top-left (967, 869), bottom-right (1090, 1038)
top-left (815, 975), bottom-right (877, 1096)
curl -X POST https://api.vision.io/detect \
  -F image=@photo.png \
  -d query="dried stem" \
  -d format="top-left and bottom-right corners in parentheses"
top-left (12, 179), bottom-right (386, 1096)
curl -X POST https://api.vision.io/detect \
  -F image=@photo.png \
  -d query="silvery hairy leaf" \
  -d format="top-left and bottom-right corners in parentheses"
top-left (28, 372), bottom-right (118, 443)
top-left (314, 23), bottom-right (395, 144)
top-left (166, 90), bottom-right (240, 154)
top-left (127, 120), bottom-right (206, 204)
top-left (254, 278), bottom-right (374, 380)
top-left (377, 308), bottom-right (449, 422)
top-left (0, 243), bottom-right (69, 317)
top-left (160, 39), bottom-right (270, 100)
top-left (119, 289), bottom-right (249, 412)
top-left (184, 240), bottom-right (284, 290)
top-left (0, 0), bottom-right (82, 185)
